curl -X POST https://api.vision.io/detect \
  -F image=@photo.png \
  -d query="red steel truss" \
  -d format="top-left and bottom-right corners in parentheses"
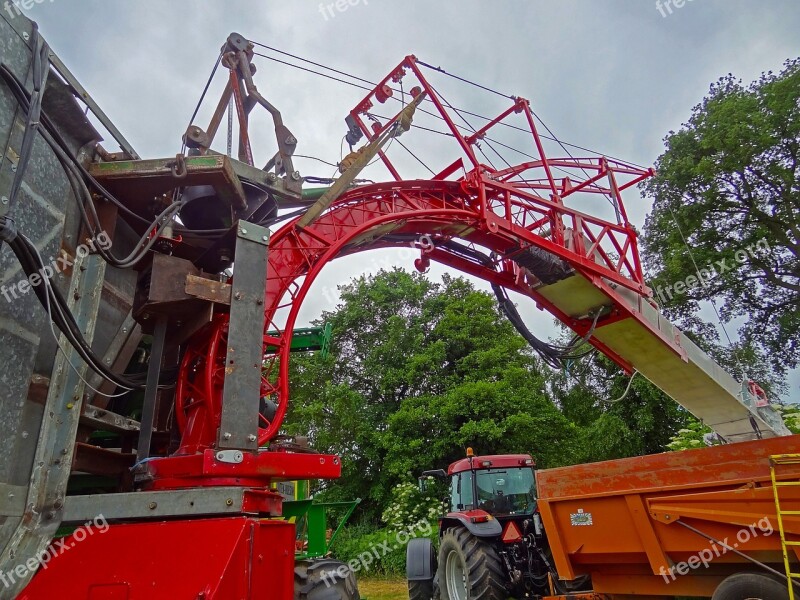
top-left (171, 55), bottom-right (653, 472)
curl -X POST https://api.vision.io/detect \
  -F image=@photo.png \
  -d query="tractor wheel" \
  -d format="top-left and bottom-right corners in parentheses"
top-left (409, 579), bottom-right (435, 600)
top-left (437, 527), bottom-right (505, 600)
top-left (711, 572), bottom-right (789, 600)
top-left (294, 558), bottom-right (361, 600)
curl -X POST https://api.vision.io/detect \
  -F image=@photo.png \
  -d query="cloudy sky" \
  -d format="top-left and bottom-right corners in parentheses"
top-left (23, 0), bottom-right (800, 399)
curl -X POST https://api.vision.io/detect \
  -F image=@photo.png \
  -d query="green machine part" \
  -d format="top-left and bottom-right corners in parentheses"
top-left (277, 480), bottom-right (359, 560)
top-left (282, 497), bottom-right (361, 560)
top-left (266, 323), bottom-right (332, 359)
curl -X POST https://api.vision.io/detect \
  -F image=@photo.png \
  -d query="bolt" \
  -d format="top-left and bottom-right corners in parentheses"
top-left (248, 434), bottom-right (257, 442)
top-left (22, 32), bottom-right (29, 41)
top-left (261, 235), bottom-right (268, 242)
top-left (266, 173), bottom-right (277, 182)
top-left (10, 164), bottom-right (16, 172)
top-left (234, 291), bottom-right (242, 301)
top-left (291, 171), bottom-right (301, 181)
top-left (66, 403), bottom-right (74, 410)
top-left (122, 327), bottom-right (128, 334)
top-left (240, 228), bottom-right (248, 235)
top-left (226, 498), bottom-right (234, 506)
top-left (104, 357), bottom-right (111, 365)
top-left (285, 136), bottom-right (297, 145)
top-left (223, 432), bottom-right (232, 440)
top-left (148, 502), bottom-right (157, 510)
top-left (1, 196), bottom-right (7, 204)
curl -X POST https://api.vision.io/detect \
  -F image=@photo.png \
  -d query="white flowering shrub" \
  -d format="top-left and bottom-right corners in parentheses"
top-left (381, 477), bottom-right (446, 531)
top-left (666, 420), bottom-right (714, 451)
top-left (668, 403), bottom-right (800, 451)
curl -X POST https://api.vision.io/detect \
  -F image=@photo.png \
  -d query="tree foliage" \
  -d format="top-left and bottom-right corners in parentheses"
top-left (642, 58), bottom-right (800, 377)
top-left (285, 269), bottom-right (692, 521)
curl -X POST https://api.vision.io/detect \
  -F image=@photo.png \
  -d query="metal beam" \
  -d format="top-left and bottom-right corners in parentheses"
top-left (62, 487), bottom-right (278, 523)
top-left (217, 221), bottom-right (269, 451)
top-left (0, 252), bottom-right (106, 596)
top-left (136, 317), bottom-right (167, 460)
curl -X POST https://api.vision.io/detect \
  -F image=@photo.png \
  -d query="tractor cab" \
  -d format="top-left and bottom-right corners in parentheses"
top-left (422, 449), bottom-right (538, 518)
top-left (446, 453), bottom-right (537, 517)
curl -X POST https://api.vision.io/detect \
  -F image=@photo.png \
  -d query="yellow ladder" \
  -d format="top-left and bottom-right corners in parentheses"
top-left (770, 454), bottom-right (800, 600)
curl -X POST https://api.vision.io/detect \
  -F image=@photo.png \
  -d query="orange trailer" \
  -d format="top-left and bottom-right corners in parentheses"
top-left (537, 435), bottom-right (800, 598)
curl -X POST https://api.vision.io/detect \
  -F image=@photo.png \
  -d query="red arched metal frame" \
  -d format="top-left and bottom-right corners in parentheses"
top-left (169, 55), bottom-right (655, 468)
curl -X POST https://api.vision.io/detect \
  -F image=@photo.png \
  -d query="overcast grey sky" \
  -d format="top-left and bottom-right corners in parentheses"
top-left (24, 0), bottom-right (800, 399)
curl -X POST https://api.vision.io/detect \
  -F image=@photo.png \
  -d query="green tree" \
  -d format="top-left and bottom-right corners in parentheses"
top-left (642, 58), bottom-right (800, 377)
top-left (285, 270), bottom-right (583, 519)
top-left (550, 354), bottom-right (692, 461)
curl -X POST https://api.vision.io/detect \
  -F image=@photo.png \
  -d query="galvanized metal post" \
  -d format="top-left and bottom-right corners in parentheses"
top-left (217, 221), bottom-right (269, 451)
top-left (0, 252), bottom-right (106, 597)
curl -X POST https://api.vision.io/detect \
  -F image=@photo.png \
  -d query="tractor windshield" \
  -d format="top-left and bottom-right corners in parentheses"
top-left (475, 468), bottom-right (536, 516)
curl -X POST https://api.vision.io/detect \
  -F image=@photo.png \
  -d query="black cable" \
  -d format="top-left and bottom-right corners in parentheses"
top-left (416, 59), bottom-right (516, 100)
top-left (252, 52), bottom-right (373, 93)
top-left (393, 138), bottom-right (436, 176)
top-left (0, 64), bottom-right (152, 227)
top-left (248, 44), bottom-right (645, 168)
top-left (7, 233), bottom-right (139, 389)
top-left (294, 154), bottom-right (340, 168)
top-left (8, 24), bottom-right (48, 212)
top-left (250, 41), bottom-right (376, 87)
top-left (181, 52), bottom-right (222, 155)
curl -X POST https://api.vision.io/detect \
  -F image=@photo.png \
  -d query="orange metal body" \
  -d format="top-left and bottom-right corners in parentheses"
top-left (537, 435), bottom-right (800, 597)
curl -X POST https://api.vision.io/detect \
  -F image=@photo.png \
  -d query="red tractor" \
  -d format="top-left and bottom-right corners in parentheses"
top-left (407, 450), bottom-right (562, 600)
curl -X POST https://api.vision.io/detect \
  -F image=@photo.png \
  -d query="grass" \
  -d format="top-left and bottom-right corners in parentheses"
top-left (358, 576), bottom-right (407, 600)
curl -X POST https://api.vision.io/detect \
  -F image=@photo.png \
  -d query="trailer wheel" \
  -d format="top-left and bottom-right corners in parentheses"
top-left (712, 573), bottom-right (789, 600)
top-left (437, 527), bottom-right (505, 600)
top-left (294, 558), bottom-right (361, 600)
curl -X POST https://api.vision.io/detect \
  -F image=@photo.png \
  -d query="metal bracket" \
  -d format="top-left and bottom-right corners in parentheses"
top-left (215, 450), bottom-right (244, 464)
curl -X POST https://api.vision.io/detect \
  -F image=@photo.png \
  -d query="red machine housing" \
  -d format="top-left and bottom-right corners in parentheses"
top-left (19, 518), bottom-right (296, 600)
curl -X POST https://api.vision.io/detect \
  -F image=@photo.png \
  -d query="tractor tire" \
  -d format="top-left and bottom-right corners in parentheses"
top-left (294, 558), bottom-right (361, 600)
top-left (408, 579), bottom-right (435, 600)
top-left (711, 572), bottom-right (789, 600)
top-left (437, 527), bottom-right (505, 600)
